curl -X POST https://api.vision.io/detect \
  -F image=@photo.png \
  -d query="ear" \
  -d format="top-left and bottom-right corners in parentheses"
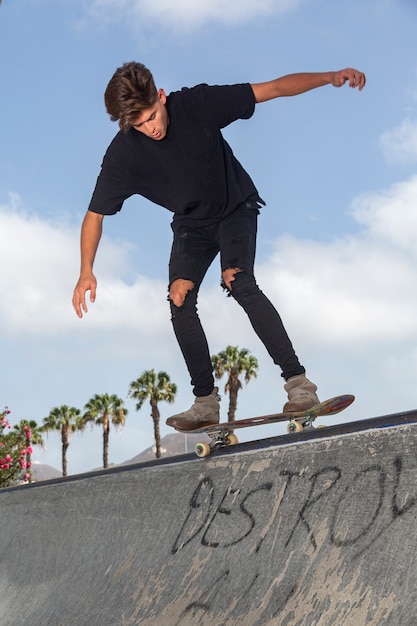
top-left (158, 88), bottom-right (167, 104)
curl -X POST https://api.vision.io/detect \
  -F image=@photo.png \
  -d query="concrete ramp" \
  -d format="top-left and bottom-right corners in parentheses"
top-left (1, 411), bottom-right (417, 625)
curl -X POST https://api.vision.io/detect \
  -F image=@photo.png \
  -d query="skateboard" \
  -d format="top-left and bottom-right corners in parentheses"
top-left (175, 395), bottom-right (355, 457)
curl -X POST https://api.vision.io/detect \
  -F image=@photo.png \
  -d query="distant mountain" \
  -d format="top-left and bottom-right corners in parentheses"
top-left (31, 461), bottom-right (61, 482)
top-left (121, 431), bottom-right (211, 465)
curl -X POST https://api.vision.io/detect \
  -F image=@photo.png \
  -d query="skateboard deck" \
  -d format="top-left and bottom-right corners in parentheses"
top-left (175, 394), bottom-right (355, 457)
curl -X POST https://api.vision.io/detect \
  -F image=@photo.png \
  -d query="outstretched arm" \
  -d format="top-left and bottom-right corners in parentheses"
top-left (72, 210), bottom-right (104, 318)
top-left (251, 68), bottom-right (366, 103)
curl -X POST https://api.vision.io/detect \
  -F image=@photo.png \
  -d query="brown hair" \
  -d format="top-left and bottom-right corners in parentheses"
top-left (104, 62), bottom-right (158, 132)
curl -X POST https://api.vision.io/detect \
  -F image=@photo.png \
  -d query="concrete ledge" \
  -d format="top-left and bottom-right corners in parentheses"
top-left (1, 411), bottom-right (417, 625)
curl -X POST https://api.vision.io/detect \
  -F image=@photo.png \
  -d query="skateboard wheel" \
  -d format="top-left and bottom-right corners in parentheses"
top-left (287, 421), bottom-right (303, 434)
top-left (225, 433), bottom-right (238, 446)
top-left (195, 442), bottom-right (211, 457)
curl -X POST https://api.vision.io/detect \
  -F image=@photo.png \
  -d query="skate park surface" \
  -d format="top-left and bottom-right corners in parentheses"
top-left (1, 409), bottom-right (417, 625)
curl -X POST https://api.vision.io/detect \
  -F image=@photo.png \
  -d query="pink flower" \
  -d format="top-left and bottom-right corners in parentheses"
top-left (27, 446), bottom-right (33, 454)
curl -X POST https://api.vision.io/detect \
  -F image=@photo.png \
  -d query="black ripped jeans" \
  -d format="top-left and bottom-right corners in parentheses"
top-left (168, 202), bottom-right (305, 396)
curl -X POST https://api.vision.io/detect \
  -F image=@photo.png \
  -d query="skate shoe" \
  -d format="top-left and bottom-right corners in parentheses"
top-left (166, 387), bottom-right (221, 431)
top-left (283, 374), bottom-right (320, 413)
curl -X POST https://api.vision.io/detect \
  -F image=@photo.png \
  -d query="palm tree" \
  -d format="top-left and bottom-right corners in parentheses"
top-left (83, 394), bottom-right (127, 469)
top-left (42, 406), bottom-right (83, 477)
top-left (12, 419), bottom-right (44, 447)
top-left (211, 345), bottom-right (259, 421)
top-left (128, 370), bottom-right (177, 459)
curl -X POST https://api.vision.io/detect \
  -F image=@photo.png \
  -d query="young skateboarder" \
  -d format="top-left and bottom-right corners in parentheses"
top-left (72, 62), bottom-right (366, 430)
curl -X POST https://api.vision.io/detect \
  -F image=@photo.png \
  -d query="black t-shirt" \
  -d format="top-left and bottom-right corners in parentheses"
top-left (88, 83), bottom-right (263, 225)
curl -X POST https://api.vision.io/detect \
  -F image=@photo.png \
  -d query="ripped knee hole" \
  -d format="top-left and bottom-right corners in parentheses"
top-left (222, 267), bottom-right (243, 291)
top-left (169, 279), bottom-right (195, 307)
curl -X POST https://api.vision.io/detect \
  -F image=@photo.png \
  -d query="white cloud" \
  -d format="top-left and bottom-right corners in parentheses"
top-left (259, 234), bottom-right (416, 345)
top-left (380, 118), bottom-right (417, 163)
top-left (349, 174), bottom-right (417, 252)
top-left (0, 195), bottom-right (167, 335)
top-left (256, 176), bottom-right (417, 346)
top-left (83, 0), bottom-right (302, 31)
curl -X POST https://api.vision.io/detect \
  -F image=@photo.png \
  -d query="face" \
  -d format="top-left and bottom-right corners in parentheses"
top-left (131, 89), bottom-right (169, 140)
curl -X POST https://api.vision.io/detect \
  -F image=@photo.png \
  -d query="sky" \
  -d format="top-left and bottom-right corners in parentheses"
top-left (1, 0), bottom-right (417, 475)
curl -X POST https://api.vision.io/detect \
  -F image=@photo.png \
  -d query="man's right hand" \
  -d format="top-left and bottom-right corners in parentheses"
top-left (72, 272), bottom-right (97, 318)
top-left (72, 210), bottom-right (104, 318)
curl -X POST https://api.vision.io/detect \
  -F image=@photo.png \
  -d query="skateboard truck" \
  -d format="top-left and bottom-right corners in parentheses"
top-left (195, 430), bottom-right (238, 458)
top-left (287, 414), bottom-right (316, 433)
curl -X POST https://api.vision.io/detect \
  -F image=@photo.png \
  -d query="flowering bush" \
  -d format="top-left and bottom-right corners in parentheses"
top-left (0, 408), bottom-right (33, 488)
